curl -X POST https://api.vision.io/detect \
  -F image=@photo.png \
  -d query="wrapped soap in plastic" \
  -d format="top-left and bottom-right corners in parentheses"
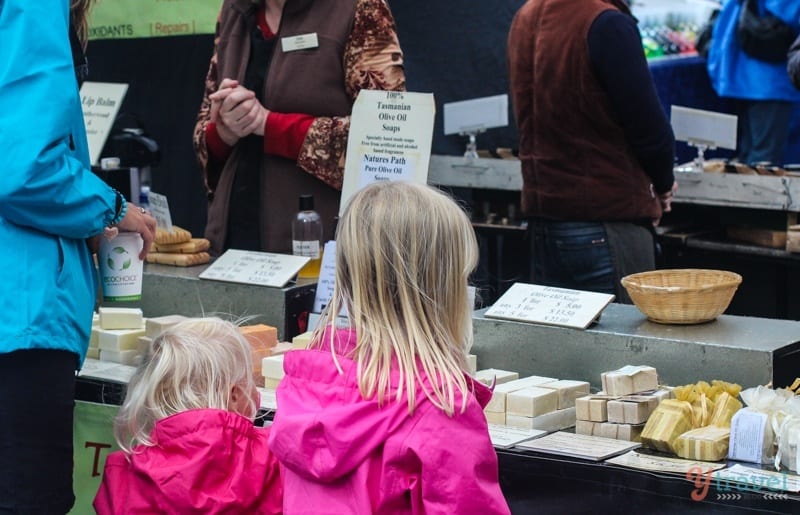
top-left (641, 399), bottom-right (693, 453)
top-left (728, 385), bottom-right (793, 464)
top-left (708, 392), bottom-right (743, 428)
top-left (675, 426), bottom-right (730, 462)
top-left (775, 414), bottom-right (800, 472)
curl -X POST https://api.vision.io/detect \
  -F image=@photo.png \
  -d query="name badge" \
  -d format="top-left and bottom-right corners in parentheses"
top-left (281, 33), bottom-right (319, 52)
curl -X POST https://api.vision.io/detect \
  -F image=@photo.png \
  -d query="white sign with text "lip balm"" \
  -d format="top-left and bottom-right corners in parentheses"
top-left (485, 282), bottom-right (615, 330)
top-left (80, 82), bottom-right (128, 166)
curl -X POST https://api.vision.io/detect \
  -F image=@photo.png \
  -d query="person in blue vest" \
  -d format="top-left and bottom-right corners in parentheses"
top-left (707, 0), bottom-right (800, 165)
top-left (0, 1), bottom-right (155, 512)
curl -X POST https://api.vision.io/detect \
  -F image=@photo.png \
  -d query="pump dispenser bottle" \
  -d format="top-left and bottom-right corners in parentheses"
top-left (292, 194), bottom-right (323, 279)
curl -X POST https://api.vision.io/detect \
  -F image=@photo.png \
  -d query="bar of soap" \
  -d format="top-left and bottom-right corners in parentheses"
top-left (539, 379), bottom-right (590, 409)
top-left (474, 368), bottom-right (520, 387)
top-left (641, 399), bottom-right (694, 453)
top-left (241, 324), bottom-right (278, 351)
top-left (261, 355), bottom-right (285, 380)
top-left (675, 426), bottom-right (730, 461)
top-left (601, 365), bottom-right (659, 396)
top-left (99, 307), bottom-right (143, 330)
top-left (506, 386), bottom-right (558, 417)
top-left (98, 328), bottom-right (146, 351)
top-left (484, 375), bottom-right (560, 413)
top-left (89, 327), bottom-right (100, 349)
top-left (576, 420), bottom-right (599, 436)
top-left (291, 331), bottom-right (314, 349)
top-left (708, 392), bottom-right (743, 428)
top-left (86, 347), bottom-right (100, 360)
top-left (576, 395), bottom-right (613, 422)
top-left (145, 314), bottom-right (188, 338)
top-left (607, 395), bottom-right (660, 425)
top-left (264, 377), bottom-right (282, 390)
top-left (467, 354), bottom-right (478, 375)
top-left (484, 411), bottom-right (506, 426)
top-left (99, 349), bottom-right (139, 366)
top-left (137, 335), bottom-right (153, 355)
top-left (270, 342), bottom-right (294, 356)
top-left (506, 407), bottom-right (575, 432)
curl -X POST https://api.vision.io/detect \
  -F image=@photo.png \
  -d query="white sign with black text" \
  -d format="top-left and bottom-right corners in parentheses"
top-left (199, 249), bottom-right (309, 288)
top-left (80, 82), bottom-right (128, 166)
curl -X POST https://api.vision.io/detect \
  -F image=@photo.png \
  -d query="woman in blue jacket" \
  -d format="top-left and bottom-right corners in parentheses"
top-left (0, 1), bottom-right (156, 512)
top-left (707, 0), bottom-right (800, 165)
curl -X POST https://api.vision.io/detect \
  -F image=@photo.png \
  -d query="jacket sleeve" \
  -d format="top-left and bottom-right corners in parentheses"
top-left (411, 407), bottom-right (511, 515)
top-left (789, 35), bottom-right (800, 90)
top-left (0, 0), bottom-right (119, 238)
top-left (193, 11), bottom-right (224, 196)
top-left (296, 0), bottom-right (406, 190)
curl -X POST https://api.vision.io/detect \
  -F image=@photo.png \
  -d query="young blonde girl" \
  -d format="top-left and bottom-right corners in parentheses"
top-left (94, 317), bottom-right (282, 514)
top-left (268, 182), bottom-right (510, 514)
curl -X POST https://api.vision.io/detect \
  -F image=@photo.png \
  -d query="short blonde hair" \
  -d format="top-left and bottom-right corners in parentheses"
top-left (114, 317), bottom-right (257, 453)
top-left (314, 182), bottom-right (478, 416)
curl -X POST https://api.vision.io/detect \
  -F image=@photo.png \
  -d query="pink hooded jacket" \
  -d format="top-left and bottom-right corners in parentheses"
top-left (268, 329), bottom-right (510, 514)
top-left (94, 409), bottom-right (283, 514)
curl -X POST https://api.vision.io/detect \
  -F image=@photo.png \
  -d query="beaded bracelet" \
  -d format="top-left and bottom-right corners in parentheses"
top-left (108, 190), bottom-right (128, 227)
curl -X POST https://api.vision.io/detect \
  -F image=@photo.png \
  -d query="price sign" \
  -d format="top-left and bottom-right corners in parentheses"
top-left (199, 249), bottom-right (309, 288)
top-left (485, 283), bottom-right (614, 329)
top-left (312, 241), bottom-right (337, 313)
top-left (146, 191), bottom-right (173, 231)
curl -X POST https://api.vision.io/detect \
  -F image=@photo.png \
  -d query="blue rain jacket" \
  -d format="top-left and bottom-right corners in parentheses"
top-left (707, 0), bottom-right (800, 102)
top-left (0, 1), bottom-right (120, 364)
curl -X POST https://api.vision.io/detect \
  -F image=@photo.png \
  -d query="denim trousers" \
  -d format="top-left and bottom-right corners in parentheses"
top-left (527, 220), bottom-right (655, 303)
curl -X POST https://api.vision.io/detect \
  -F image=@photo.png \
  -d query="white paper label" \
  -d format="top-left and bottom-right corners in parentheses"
top-left (729, 409), bottom-right (768, 464)
top-left (199, 249), bottom-right (309, 288)
top-left (312, 241), bottom-right (337, 313)
top-left (487, 424), bottom-right (546, 449)
top-left (146, 191), bottom-right (173, 232)
top-left (293, 240), bottom-right (320, 259)
top-left (80, 82), bottom-right (128, 165)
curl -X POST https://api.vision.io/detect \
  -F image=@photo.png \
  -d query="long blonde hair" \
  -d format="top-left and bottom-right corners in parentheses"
top-left (70, 0), bottom-right (97, 47)
top-left (114, 317), bottom-right (257, 453)
top-left (314, 182), bottom-right (478, 416)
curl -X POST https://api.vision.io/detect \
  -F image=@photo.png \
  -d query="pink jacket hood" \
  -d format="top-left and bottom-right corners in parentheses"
top-left (268, 329), bottom-right (509, 514)
top-left (94, 409), bottom-right (283, 514)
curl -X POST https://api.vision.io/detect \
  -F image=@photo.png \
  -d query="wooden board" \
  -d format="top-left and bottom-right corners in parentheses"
top-left (726, 227), bottom-right (787, 249)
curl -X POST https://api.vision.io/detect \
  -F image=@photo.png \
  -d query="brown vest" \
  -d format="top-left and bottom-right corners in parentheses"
top-left (206, 0), bottom-right (357, 255)
top-left (508, 0), bottom-right (661, 222)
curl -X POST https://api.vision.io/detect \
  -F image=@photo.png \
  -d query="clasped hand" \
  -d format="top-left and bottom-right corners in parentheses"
top-left (209, 78), bottom-right (269, 146)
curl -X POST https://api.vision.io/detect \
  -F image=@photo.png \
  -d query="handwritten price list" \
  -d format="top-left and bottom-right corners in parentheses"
top-left (485, 283), bottom-right (614, 329)
top-left (199, 249), bottom-right (309, 288)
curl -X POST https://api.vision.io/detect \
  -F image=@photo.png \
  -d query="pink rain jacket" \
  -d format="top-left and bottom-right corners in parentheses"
top-left (268, 328), bottom-right (510, 514)
top-left (94, 409), bottom-right (283, 514)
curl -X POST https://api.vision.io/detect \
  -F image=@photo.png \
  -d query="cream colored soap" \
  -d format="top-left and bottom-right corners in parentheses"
top-left (484, 411), bottom-right (506, 426)
top-left (136, 335), bottom-right (153, 355)
top-left (539, 380), bottom-right (590, 409)
top-left (264, 377), bottom-right (282, 390)
top-left (506, 408), bottom-right (576, 432)
top-left (261, 355), bottom-right (285, 380)
top-left (270, 342), bottom-right (294, 356)
top-left (484, 375), bottom-right (559, 413)
top-left (86, 347), bottom-right (100, 360)
top-left (145, 314), bottom-right (188, 338)
top-left (467, 354), bottom-right (478, 375)
top-left (291, 331), bottom-right (314, 349)
top-left (98, 328), bottom-right (146, 351)
top-left (576, 419), bottom-right (598, 436)
top-left (99, 307), bottom-right (144, 330)
top-left (576, 395), bottom-right (611, 422)
top-left (89, 327), bottom-right (100, 349)
top-left (601, 365), bottom-right (659, 396)
top-left (608, 396), bottom-right (659, 425)
top-left (506, 386), bottom-right (558, 417)
top-left (474, 368), bottom-right (520, 387)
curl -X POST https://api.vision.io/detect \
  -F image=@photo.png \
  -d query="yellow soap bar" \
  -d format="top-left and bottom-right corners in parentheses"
top-left (291, 331), bottom-right (314, 349)
top-left (675, 426), bottom-right (730, 461)
top-left (99, 307), bottom-right (143, 330)
top-left (641, 399), bottom-right (694, 453)
top-left (708, 392), bottom-right (743, 428)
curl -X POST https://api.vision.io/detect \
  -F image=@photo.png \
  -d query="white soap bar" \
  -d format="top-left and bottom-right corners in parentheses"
top-left (506, 408), bottom-right (576, 432)
top-left (98, 328), bottom-right (146, 351)
top-left (607, 396), bottom-right (659, 424)
top-left (264, 377), bottom-right (282, 390)
top-left (261, 355), bottom-right (285, 380)
top-left (467, 354), bottom-right (478, 375)
top-left (598, 422), bottom-right (619, 440)
top-left (484, 375), bottom-right (560, 413)
top-left (291, 331), bottom-right (314, 350)
top-left (474, 368), bottom-right (520, 387)
top-left (576, 395), bottom-right (611, 422)
top-left (86, 347), bottom-right (100, 360)
top-left (99, 307), bottom-right (144, 330)
top-left (539, 379), bottom-right (590, 409)
top-left (506, 387), bottom-right (558, 417)
top-left (484, 410), bottom-right (506, 426)
top-left (137, 335), bottom-right (153, 355)
top-left (270, 342), bottom-right (294, 356)
top-left (145, 314), bottom-right (188, 338)
top-left (99, 349), bottom-right (140, 366)
top-left (89, 327), bottom-right (100, 349)
top-left (92, 313), bottom-right (100, 326)
top-left (601, 365), bottom-right (658, 396)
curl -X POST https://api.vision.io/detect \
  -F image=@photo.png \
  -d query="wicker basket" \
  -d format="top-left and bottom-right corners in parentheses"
top-left (620, 269), bottom-right (742, 325)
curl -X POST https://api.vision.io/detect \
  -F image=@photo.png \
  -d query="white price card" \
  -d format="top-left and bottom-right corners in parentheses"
top-left (516, 431), bottom-right (640, 461)
top-left (80, 82), bottom-right (128, 166)
top-left (199, 249), bottom-right (309, 288)
top-left (484, 283), bottom-right (614, 329)
top-left (340, 90), bottom-right (435, 215)
top-left (146, 191), bottom-right (173, 231)
top-left (78, 358), bottom-right (137, 384)
top-left (671, 105), bottom-right (737, 150)
top-left (312, 241), bottom-right (337, 313)
top-left (487, 424), bottom-right (547, 449)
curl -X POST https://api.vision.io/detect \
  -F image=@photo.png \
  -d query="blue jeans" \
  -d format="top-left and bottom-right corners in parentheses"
top-left (528, 221), bottom-right (616, 295)
top-left (737, 100), bottom-right (793, 165)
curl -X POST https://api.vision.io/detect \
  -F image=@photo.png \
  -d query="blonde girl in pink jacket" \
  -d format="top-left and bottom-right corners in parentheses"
top-left (94, 318), bottom-right (283, 514)
top-left (268, 182), bottom-right (511, 514)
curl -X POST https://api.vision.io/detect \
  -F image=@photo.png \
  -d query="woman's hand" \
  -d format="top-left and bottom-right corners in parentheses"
top-left (210, 79), bottom-right (270, 142)
top-left (112, 203), bottom-right (157, 259)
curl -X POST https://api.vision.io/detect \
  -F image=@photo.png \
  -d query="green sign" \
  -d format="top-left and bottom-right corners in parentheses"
top-left (70, 401), bottom-right (121, 514)
top-left (89, 0), bottom-right (220, 40)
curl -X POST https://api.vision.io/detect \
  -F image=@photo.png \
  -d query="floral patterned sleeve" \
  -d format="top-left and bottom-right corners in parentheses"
top-left (192, 21), bottom-right (222, 195)
top-left (297, 0), bottom-right (406, 190)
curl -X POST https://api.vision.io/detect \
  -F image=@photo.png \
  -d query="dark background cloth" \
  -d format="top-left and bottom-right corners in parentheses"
top-left (84, 1), bottom-right (800, 237)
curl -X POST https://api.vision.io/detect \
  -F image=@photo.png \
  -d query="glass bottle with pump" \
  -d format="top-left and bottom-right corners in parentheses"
top-left (292, 194), bottom-right (323, 279)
